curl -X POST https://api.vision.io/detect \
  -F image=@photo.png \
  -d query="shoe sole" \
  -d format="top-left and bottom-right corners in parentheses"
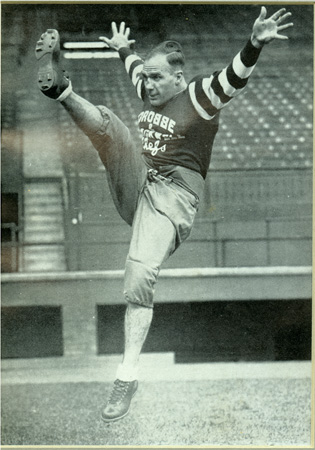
top-left (35, 29), bottom-right (60, 92)
top-left (101, 384), bottom-right (138, 423)
top-left (101, 407), bottom-right (131, 423)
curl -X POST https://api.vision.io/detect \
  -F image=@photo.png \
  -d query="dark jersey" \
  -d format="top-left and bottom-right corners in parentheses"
top-left (119, 40), bottom-right (261, 179)
top-left (137, 84), bottom-right (220, 178)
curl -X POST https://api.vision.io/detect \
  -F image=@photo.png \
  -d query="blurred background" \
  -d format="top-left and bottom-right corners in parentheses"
top-left (1, 3), bottom-right (313, 363)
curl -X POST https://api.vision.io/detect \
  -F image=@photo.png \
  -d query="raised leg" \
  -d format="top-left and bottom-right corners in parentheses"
top-left (60, 92), bottom-right (145, 225)
top-left (61, 92), bottom-right (105, 136)
top-left (36, 29), bottom-right (146, 225)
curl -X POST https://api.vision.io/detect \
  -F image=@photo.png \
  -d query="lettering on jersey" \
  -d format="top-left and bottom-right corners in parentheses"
top-left (138, 110), bottom-right (183, 157)
top-left (140, 124), bottom-right (167, 156)
top-left (138, 111), bottom-right (176, 134)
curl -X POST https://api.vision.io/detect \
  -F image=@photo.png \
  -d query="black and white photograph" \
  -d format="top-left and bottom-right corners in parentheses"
top-left (1, 1), bottom-right (313, 447)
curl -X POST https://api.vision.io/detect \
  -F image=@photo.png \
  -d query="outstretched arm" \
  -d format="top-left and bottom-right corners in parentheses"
top-left (190, 7), bottom-right (293, 120)
top-left (99, 22), bottom-right (144, 100)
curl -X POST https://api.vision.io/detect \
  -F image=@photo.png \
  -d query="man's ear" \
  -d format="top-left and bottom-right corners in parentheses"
top-left (175, 70), bottom-right (183, 85)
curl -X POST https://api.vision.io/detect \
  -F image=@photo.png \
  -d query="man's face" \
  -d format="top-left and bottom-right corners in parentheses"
top-left (142, 54), bottom-right (179, 107)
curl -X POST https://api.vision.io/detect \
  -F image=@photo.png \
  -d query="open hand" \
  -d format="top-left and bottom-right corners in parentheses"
top-left (251, 7), bottom-right (293, 48)
top-left (99, 22), bottom-right (135, 51)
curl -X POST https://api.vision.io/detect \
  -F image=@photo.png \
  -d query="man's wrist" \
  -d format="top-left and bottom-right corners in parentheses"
top-left (117, 44), bottom-right (130, 50)
top-left (251, 34), bottom-right (264, 49)
top-left (118, 46), bottom-right (133, 62)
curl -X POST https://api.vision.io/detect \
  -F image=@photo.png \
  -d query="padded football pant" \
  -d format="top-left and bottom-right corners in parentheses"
top-left (86, 105), bottom-right (200, 308)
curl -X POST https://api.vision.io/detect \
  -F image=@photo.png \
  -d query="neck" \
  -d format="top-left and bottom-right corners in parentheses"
top-left (176, 79), bottom-right (187, 93)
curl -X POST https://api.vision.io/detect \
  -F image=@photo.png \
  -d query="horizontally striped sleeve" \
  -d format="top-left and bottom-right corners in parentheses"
top-left (118, 47), bottom-right (145, 100)
top-left (189, 39), bottom-right (262, 120)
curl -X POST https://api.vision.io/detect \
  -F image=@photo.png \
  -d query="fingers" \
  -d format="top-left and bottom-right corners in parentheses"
top-left (99, 22), bottom-right (135, 49)
top-left (268, 7), bottom-right (294, 38)
top-left (119, 22), bottom-right (125, 34)
top-left (270, 8), bottom-right (287, 21)
top-left (277, 22), bottom-right (294, 31)
top-left (258, 6), bottom-right (267, 21)
top-left (111, 21), bottom-right (131, 37)
top-left (275, 17), bottom-right (293, 40)
top-left (98, 36), bottom-right (110, 47)
top-left (276, 11), bottom-right (292, 24)
top-left (122, 23), bottom-right (132, 38)
top-left (275, 10), bottom-right (293, 36)
top-left (274, 34), bottom-right (289, 41)
top-left (111, 22), bottom-right (118, 35)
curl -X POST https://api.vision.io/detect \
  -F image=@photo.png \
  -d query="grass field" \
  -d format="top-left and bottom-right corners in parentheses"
top-left (1, 376), bottom-right (312, 446)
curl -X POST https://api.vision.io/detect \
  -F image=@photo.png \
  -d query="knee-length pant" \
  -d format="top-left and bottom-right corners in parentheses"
top-left (87, 105), bottom-right (200, 308)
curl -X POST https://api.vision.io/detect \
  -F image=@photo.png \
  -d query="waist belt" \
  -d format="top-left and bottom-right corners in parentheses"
top-left (147, 168), bottom-right (169, 183)
top-left (147, 168), bottom-right (199, 203)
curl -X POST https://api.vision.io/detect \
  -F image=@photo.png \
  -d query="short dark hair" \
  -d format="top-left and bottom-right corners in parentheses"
top-left (145, 40), bottom-right (185, 69)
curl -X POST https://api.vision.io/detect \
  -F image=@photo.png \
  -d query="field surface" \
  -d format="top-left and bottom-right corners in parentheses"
top-left (1, 360), bottom-right (312, 447)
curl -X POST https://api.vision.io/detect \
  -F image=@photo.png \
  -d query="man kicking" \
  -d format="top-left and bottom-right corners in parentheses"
top-left (35, 6), bottom-right (293, 422)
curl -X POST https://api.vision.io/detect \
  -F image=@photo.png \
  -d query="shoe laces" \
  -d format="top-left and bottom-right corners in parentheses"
top-left (108, 379), bottom-right (130, 405)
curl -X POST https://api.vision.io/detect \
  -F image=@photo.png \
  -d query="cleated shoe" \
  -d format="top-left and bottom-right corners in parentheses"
top-left (35, 29), bottom-right (69, 99)
top-left (101, 379), bottom-right (138, 423)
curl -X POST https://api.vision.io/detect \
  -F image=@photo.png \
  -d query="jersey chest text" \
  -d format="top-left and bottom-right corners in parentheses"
top-left (138, 110), bottom-right (186, 156)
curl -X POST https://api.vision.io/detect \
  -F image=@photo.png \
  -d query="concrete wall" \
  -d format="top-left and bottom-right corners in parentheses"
top-left (1, 266), bottom-right (312, 359)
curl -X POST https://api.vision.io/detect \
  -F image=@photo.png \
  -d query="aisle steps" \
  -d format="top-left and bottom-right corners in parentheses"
top-left (22, 181), bottom-right (66, 272)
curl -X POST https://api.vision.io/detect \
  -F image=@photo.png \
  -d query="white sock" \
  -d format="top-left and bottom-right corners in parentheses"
top-left (116, 363), bottom-right (139, 382)
top-left (56, 80), bottom-right (73, 102)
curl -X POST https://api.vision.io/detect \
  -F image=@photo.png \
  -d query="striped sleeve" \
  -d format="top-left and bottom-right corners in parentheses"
top-left (189, 39), bottom-right (262, 120)
top-left (118, 47), bottom-right (145, 100)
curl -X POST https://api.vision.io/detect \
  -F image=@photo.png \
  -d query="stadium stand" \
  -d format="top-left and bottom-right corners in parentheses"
top-left (1, 4), bottom-right (312, 361)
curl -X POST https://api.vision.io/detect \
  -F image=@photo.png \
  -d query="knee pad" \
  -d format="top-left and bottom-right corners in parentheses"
top-left (123, 259), bottom-right (159, 308)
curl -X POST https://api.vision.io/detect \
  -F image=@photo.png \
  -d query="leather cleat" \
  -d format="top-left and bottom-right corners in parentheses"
top-left (35, 29), bottom-right (69, 99)
top-left (101, 379), bottom-right (138, 423)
